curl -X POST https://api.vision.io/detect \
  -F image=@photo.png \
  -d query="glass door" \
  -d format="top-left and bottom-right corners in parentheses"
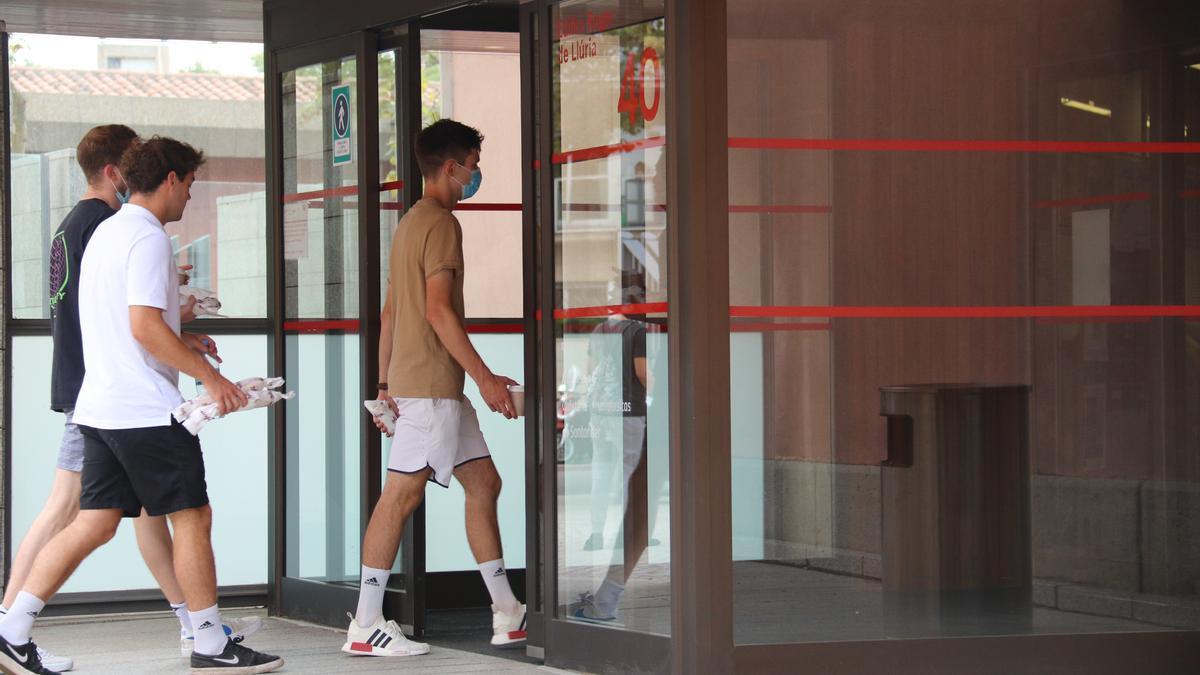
top-left (536, 0), bottom-right (672, 669)
top-left (274, 30), bottom-right (424, 631)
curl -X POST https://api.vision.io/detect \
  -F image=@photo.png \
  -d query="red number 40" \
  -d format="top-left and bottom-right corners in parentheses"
top-left (618, 47), bottom-right (661, 126)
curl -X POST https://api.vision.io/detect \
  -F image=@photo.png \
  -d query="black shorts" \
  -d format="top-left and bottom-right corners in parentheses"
top-left (78, 421), bottom-right (209, 518)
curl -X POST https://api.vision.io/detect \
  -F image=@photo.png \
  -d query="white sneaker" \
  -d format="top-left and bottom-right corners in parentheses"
top-left (341, 613), bottom-right (430, 657)
top-left (490, 604), bottom-right (527, 646)
top-left (37, 646), bottom-right (73, 672)
top-left (180, 616), bottom-right (264, 656)
top-left (567, 592), bottom-right (621, 625)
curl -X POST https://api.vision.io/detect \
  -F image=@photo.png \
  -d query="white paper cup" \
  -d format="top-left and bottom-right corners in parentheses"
top-left (508, 385), bottom-right (525, 417)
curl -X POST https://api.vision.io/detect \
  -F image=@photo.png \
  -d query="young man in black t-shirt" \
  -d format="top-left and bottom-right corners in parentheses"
top-left (0, 126), bottom-right (256, 672)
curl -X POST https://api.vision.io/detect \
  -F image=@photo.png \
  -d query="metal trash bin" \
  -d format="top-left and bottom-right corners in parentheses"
top-left (879, 383), bottom-right (1032, 636)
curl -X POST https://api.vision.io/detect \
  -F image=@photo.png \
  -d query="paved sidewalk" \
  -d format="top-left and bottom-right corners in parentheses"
top-left (32, 608), bottom-right (563, 674)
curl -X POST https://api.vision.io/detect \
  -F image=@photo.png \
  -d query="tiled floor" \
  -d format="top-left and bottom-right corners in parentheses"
top-left (32, 609), bottom-right (566, 674)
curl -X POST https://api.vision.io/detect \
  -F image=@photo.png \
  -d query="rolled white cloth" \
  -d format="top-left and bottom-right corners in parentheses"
top-left (173, 376), bottom-right (295, 435)
top-left (180, 285), bottom-right (225, 318)
top-left (363, 399), bottom-right (398, 435)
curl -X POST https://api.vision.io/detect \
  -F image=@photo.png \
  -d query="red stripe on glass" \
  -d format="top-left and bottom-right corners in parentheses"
top-left (467, 323), bottom-right (524, 334)
top-left (554, 304), bottom-right (1200, 320)
top-left (731, 322), bottom-right (832, 332)
top-left (555, 303), bottom-right (668, 319)
top-left (282, 185), bottom-right (359, 203)
top-left (729, 305), bottom-right (1200, 319)
top-left (283, 320), bottom-right (361, 333)
top-left (730, 205), bottom-right (832, 214)
top-left (552, 136), bottom-right (666, 164)
top-left (728, 138), bottom-right (1200, 154)
top-left (1033, 192), bottom-right (1150, 209)
top-left (1180, 188), bottom-right (1200, 199)
top-left (283, 180), bottom-right (404, 203)
top-left (455, 203), bottom-right (524, 211)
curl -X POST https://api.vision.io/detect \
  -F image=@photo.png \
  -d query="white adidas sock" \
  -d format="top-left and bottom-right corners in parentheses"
top-left (356, 565), bottom-right (390, 628)
top-left (479, 559), bottom-right (520, 615)
top-left (188, 604), bottom-right (226, 656)
top-left (0, 592), bottom-right (45, 645)
top-left (171, 601), bottom-right (193, 634)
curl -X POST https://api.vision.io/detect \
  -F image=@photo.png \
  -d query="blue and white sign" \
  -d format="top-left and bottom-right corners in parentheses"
top-left (331, 84), bottom-right (352, 166)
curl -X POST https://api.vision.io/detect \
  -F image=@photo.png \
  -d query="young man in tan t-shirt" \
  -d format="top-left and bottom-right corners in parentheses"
top-left (342, 119), bottom-right (525, 658)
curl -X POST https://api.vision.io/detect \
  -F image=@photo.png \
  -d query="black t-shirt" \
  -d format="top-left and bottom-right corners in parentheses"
top-left (587, 316), bottom-right (648, 418)
top-left (50, 198), bottom-right (115, 412)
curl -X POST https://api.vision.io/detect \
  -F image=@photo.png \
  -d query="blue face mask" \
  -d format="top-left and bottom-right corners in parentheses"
top-left (109, 174), bottom-right (131, 205)
top-left (454, 163), bottom-right (483, 200)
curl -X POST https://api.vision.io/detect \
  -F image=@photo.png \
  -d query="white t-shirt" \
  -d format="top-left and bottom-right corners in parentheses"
top-left (73, 203), bottom-right (184, 429)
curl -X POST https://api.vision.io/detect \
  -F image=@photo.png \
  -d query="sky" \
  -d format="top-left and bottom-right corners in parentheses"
top-left (11, 33), bottom-right (263, 76)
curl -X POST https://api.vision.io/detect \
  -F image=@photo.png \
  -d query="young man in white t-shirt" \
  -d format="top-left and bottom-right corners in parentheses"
top-left (0, 137), bottom-right (283, 675)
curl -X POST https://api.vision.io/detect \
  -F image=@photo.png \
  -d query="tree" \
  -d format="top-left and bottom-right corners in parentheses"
top-left (252, 52), bottom-right (265, 74)
top-left (181, 61), bottom-right (219, 74)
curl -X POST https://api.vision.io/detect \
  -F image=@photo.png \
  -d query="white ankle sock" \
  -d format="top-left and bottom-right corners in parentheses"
top-left (0, 592), bottom-right (45, 645)
top-left (356, 565), bottom-right (390, 627)
top-left (188, 604), bottom-right (226, 656)
top-left (479, 559), bottom-right (520, 615)
top-left (171, 601), bottom-right (193, 634)
top-left (594, 577), bottom-right (624, 617)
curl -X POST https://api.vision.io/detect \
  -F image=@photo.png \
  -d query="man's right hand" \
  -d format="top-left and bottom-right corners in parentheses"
top-left (478, 372), bottom-right (518, 419)
top-left (372, 389), bottom-right (399, 436)
top-left (201, 371), bottom-right (249, 416)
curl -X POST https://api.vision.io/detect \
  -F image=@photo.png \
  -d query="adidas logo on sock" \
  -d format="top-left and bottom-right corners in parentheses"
top-left (492, 568), bottom-right (506, 577)
top-left (197, 621), bottom-right (215, 630)
top-left (364, 577), bottom-right (380, 586)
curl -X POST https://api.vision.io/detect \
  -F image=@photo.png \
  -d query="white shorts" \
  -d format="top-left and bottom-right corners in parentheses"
top-left (387, 397), bottom-right (490, 488)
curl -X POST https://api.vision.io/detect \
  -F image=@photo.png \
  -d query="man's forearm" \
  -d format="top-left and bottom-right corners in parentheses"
top-left (427, 306), bottom-right (488, 381)
top-left (378, 319), bottom-right (394, 384)
top-left (134, 318), bottom-right (216, 382)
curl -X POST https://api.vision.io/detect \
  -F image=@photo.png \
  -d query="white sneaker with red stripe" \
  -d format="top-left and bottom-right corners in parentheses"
top-left (341, 614), bottom-right (430, 657)
top-left (490, 604), bottom-right (527, 647)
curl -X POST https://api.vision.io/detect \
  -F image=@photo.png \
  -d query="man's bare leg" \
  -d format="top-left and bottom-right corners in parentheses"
top-left (454, 459), bottom-right (504, 563)
top-left (0, 508), bottom-right (123, 655)
top-left (2, 470), bottom-right (82, 609)
top-left (134, 512), bottom-right (185, 604)
top-left (455, 458), bottom-right (522, 624)
top-left (355, 469), bottom-right (429, 626)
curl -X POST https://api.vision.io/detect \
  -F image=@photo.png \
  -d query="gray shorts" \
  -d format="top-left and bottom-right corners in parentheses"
top-left (57, 410), bottom-right (86, 473)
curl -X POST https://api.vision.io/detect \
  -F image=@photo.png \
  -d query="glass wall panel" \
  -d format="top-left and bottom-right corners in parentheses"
top-left (282, 56), bottom-right (359, 320)
top-left (9, 34), bottom-right (267, 318)
top-left (418, 30), bottom-right (524, 320)
top-left (728, 0), bottom-right (1200, 644)
top-left (284, 333), bottom-right (361, 581)
top-left (11, 335), bottom-right (270, 593)
top-left (553, 0), bottom-right (671, 636)
top-left (281, 54), bottom-right (363, 584)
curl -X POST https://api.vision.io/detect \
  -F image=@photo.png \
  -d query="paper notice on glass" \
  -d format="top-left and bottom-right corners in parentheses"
top-left (283, 201), bottom-right (309, 260)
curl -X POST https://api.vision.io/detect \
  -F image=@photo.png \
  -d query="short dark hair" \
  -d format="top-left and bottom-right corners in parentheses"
top-left (76, 125), bottom-right (139, 183)
top-left (414, 119), bottom-right (483, 179)
top-left (120, 136), bottom-right (206, 195)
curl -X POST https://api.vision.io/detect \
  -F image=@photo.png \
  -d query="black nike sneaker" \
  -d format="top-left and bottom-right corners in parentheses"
top-left (189, 639), bottom-right (284, 674)
top-left (0, 634), bottom-right (56, 674)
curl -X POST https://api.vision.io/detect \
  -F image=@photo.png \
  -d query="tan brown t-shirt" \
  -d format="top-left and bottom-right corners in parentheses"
top-left (386, 197), bottom-right (466, 399)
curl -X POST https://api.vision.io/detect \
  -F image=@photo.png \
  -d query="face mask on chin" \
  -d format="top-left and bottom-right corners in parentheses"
top-left (108, 176), bottom-right (131, 205)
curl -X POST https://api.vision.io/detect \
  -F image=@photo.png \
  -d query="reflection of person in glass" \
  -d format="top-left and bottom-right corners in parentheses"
top-left (571, 275), bottom-right (663, 623)
top-left (583, 276), bottom-right (648, 551)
